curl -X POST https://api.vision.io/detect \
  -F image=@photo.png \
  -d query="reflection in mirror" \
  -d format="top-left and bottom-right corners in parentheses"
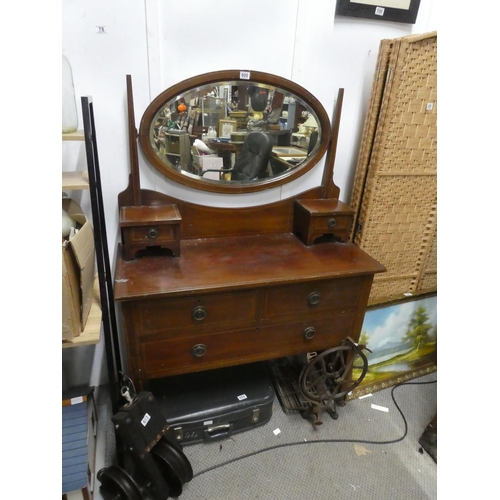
top-left (148, 81), bottom-right (322, 184)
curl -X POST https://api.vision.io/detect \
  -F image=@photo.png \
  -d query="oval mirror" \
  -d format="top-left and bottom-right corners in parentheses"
top-left (139, 70), bottom-right (331, 194)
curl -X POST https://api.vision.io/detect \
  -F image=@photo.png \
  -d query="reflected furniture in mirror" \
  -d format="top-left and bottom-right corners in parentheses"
top-left (114, 70), bottom-right (385, 391)
top-left (200, 131), bottom-right (274, 181)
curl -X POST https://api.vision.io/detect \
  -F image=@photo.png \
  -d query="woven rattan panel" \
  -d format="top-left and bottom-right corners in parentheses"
top-left (416, 217), bottom-right (437, 292)
top-left (350, 32), bottom-right (437, 304)
top-left (350, 38), bottom-right (394, 217)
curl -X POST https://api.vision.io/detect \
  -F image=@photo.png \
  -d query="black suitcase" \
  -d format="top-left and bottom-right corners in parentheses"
top-left (148, 362), bottom-right (275, 446)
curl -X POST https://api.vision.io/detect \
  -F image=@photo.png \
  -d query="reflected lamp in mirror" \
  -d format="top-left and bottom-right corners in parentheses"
top-left (301, 114), bottom-right (318, 135)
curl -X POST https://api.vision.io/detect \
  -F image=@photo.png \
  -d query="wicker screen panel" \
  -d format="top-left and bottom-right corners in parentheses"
top-left (371, 35), bottom-right (437, 177)
top-left (349, 38), bottom-right (394, 218)
top-left (417, 273), bottom-right (437, 292)
top-left (369, 279), bottom-right (416, 301)
top-left (416, 216), bottom-right (437, 292)
top-left (356, 175), bottom-right (437, 278)
top-left (350, 32), bottom-right (437, 305)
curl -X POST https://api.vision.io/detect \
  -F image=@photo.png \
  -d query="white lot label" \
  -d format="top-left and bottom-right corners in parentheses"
top-left (371, 404), bottom-right (389, 413)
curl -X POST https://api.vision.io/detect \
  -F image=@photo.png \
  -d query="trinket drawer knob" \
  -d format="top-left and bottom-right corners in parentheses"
top-left (303, 327), bottom-right (316, 340)
top-left (148, 228), bottom-right (158, 239)
top-left (308, 292), bottom-right (321, 306)
top-left (327, 218), bottom-right (337, 228)
top-left (192, 306), bottom-right (207, 321)
top-left (192, 344), bottom-right (207, 357)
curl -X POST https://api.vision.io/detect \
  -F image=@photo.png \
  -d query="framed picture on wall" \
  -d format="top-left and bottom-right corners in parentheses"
top-left (219, 119), bottom-right (237, 138)
top-left (348, 292), bottom-right (437, 399)
top-left (336, 0), bottom-right (421, 24)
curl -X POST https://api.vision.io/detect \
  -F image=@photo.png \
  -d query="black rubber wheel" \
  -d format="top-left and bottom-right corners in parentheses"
top-left (159, 436), bottom-right (193, 484)
top-left (151, 437), bottom-right (194, 496)
top-left (97, 465), bottom-right (143, 500)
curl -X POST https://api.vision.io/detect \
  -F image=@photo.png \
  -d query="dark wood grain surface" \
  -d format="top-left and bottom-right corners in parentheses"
top-left (114, 235), bottom-right (385, 301)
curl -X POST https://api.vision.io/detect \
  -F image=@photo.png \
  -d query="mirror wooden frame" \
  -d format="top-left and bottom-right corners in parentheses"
top-left (138, 70), bottom-right (332, 194)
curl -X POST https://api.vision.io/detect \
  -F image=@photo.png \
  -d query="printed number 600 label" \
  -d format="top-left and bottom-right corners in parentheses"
top-left (240, 71), bottom-right (250, 80)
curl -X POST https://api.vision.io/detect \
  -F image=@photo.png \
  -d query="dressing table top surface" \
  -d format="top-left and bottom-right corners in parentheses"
top-left (114, 234), bottom-right (385, 301)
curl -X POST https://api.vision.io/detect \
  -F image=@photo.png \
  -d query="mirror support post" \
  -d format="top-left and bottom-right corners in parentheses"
top-left (127, 75), bottom-right (142, 206)
top-left (322, 88), bottom-right (344, 200)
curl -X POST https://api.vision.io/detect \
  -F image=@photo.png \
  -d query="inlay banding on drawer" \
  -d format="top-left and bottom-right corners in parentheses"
top-left (140, 314), bottom-right (357, 378)
top-left (262, 277), bottom-right (364, 320)
top-left (138, 290), bottom-right (258, 336)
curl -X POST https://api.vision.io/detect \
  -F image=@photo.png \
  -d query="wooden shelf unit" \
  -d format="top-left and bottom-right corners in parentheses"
top-left (63, 281), bottom-right (102, 348)
top-left (62, 170), bottom-right (89, 190)
top-left (62, 130), bottom-right (85, 141)
top-left (62, 131), bottom-right (100, 348)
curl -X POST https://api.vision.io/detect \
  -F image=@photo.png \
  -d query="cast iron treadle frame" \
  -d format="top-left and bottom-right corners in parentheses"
top-left (270, 357), bottom-right (341, 427)
top-left (269, 337), bottom-right (369, 429)
top-left (269, 358), bottom-right (311, 414)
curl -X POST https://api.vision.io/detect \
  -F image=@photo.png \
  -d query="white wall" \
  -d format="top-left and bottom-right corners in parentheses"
top-left (61, 0), bottom-right (437, 387)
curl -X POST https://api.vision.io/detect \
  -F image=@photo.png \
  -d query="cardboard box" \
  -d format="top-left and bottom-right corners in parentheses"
top-left (192, 153), bottom-right (217, 168)
top-left (62, 198), bottom-right (96, 340)
top-left (193, 154), bottom-right (226, 180)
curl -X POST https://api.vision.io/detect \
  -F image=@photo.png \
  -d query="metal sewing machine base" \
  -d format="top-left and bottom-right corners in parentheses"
top-left (97, 379), bottom-right (193, 500)
top-left (270, 337), bottom-right (370, 429)
top-left (299, 399), bottom-right (344, 428)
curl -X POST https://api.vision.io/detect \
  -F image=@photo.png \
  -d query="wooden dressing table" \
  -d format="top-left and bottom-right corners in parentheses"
top-left (114, 71), bottom-right (385, 391)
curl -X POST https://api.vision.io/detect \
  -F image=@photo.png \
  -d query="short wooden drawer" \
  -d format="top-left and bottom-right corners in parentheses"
top-left (262, 277), bottom-right (364, 321)
top-left (124, 225), bottom-right (177, 245)
top-left (293, 199), bottom-right (354, 245)
top-left (120, 204), bottom-right (182, 260)
top-left (310, 213), bottom-right (352, 232)
top-left (136, 290), bottom-right (258, 337)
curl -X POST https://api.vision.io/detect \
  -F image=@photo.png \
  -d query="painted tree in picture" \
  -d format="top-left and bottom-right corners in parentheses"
top-left (352, 296), bottom-right (437, 387)
top-left (402, 306), bottom-right (434, 350)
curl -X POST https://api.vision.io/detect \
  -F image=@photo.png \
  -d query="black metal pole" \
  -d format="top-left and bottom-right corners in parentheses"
top-left (81, 96), bottom-right (122, 414)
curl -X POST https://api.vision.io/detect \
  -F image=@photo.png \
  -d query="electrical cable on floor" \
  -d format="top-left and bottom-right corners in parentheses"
top-left (192, 379), bottom-right (437, 479)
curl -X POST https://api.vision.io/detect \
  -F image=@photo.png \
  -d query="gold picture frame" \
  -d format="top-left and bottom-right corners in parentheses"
top-left (219, 119), bottom-right (237, 138)
top-left (347, 292), bottom-right (437, 400)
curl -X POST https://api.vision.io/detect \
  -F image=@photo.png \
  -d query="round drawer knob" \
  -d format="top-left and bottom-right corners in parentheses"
top-left (192, 306), bottom-right (207, 321)
top-left (192, 344), bottom-right (207, 357)
top-left (148, 228), bottom-right (159, 239)
top-left (327, 218), bottom-right (337, 228)
top-left (308, 292), bottom-right (321, 306)
top-left (303, 327), bottom-right (316, 340)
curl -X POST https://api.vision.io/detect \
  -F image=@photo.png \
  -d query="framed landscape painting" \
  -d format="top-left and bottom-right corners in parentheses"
top-left (349, 293), bottom-right (437, 399)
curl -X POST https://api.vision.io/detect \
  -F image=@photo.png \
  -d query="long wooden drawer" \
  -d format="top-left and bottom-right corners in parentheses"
top-left (262, 277), bottom-right (364, 321)
top-left (140, 313), bottom-right (357, 379)
top-left (136, 290), bottom-right (258, 336)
